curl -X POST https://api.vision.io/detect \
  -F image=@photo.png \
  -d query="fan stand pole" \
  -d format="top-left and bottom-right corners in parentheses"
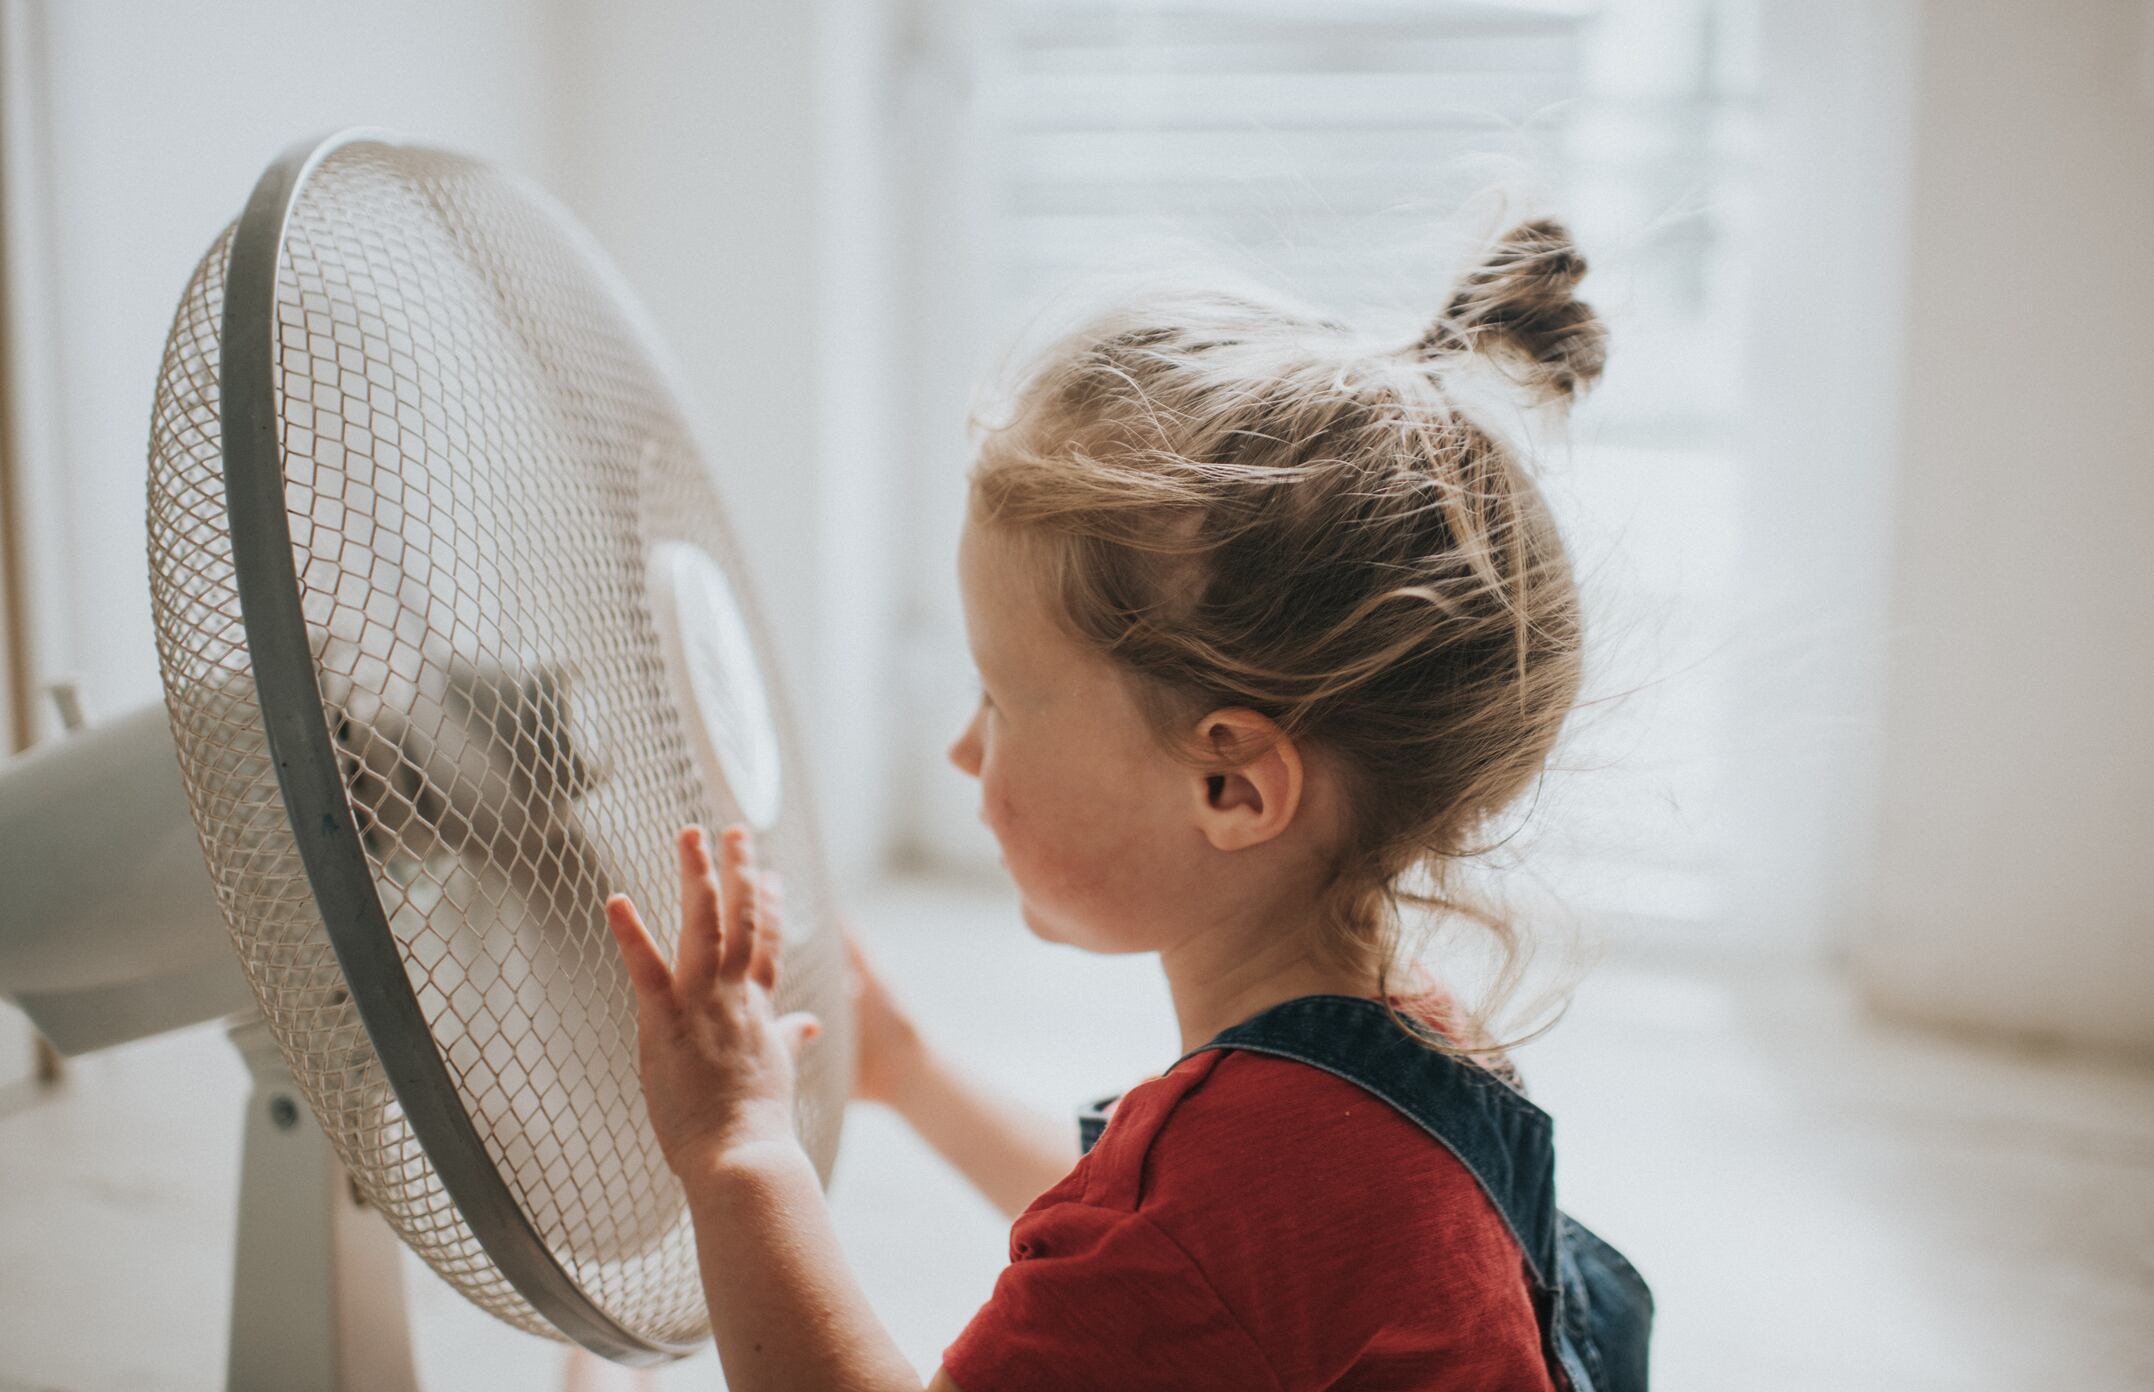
top-left (225, 1013), bottom-right (423, 1392)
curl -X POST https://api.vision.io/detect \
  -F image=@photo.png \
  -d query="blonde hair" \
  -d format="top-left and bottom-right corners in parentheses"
top-left (967, 218), bottom-right (1607, 1059)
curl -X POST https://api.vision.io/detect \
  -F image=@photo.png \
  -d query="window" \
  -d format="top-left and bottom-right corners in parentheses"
top-left (897, 0), bottom-right (1759, 949)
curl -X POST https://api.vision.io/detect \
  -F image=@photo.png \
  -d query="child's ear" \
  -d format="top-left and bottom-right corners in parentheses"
top-left (1189, 709), bottom-right (1303, 852)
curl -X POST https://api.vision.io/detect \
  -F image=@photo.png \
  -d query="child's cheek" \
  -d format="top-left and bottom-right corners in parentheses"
top-left (982, 776), bottom-right (1057, 881)
top-left (980, 782), bottom-right (1019, 854)
top-left (1044, 798), bottom-right (1148, 901)
top-left (990, 788), bottom-right (1084, 904)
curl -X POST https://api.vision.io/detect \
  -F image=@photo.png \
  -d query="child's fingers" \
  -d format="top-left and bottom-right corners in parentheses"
top-left (715, 825), bottom-right (758, 982)
top-left (842, 925), bottom-right (883, 1000)
top-left (749, 920), bottom-right (780, 993)
top-left (841, 930), bottom-right (867, 1001)
top-left (673, 826), bottom-right (721, 991)
top-left (605, 895), bottom-right (675, 1008)
top-left (776, 1010), bottom-right (822, 1065)
top-left (747, 872), bottom-right (785, 993)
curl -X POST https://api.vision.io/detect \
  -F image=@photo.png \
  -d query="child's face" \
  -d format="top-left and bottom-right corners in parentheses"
top-left (947, 516), bottom-right (1209, 955)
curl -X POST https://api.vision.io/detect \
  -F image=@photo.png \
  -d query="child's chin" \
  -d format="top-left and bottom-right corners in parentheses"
top-left (1016, 899), bottom-right (1059, 943)
top-left (1019, 900), bottom-right (1135, 955)
top-left (1018, 898), bottom-right (1096, 951)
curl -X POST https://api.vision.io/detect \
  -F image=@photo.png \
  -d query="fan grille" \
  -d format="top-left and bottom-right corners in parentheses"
top-left (147, 140), bottom-right (848, 1350)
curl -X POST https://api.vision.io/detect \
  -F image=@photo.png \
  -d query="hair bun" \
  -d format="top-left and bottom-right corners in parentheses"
top-left (1410, 217), bottom-right (1607, 406)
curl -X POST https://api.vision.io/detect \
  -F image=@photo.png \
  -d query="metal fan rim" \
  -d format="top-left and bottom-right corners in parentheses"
top-left (219, 125), bottom-right (698, 1365)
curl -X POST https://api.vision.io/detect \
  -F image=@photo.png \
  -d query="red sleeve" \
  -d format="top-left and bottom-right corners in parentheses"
top-left (940, 1198), bottom-right (1282, 1392)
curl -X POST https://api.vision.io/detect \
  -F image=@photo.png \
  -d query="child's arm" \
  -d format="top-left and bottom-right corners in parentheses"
top-left (882, 1041), bottom-right (1083, 1219)
top-left (690, 1140), bottom-right (926, 1392)
top-left (847, 931), bottom-right (1081, 1219)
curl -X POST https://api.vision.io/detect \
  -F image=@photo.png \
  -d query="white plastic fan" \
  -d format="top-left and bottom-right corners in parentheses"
top-left (0, 128), bottom-right (853, 1386)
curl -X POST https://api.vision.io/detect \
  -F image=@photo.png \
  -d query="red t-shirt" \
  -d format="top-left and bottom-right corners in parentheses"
top-left (940, 1040), bottom-right (1557, 1391)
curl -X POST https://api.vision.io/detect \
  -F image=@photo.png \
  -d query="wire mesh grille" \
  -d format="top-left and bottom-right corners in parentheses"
top-left (146, 141), bottom-right (849, 1349)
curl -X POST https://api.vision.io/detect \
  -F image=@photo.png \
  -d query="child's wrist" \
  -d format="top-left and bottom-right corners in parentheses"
top-left (880, 1031), bottom-right (938, 1117)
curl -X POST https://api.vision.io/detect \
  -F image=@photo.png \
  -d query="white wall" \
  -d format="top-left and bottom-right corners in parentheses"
top-left (885, 0), bottom-right (998, 874)
top-left (1852, 0), bottom-right (2154, 1054)
top-left (546, 0), bottom-right (904, 891)
top-left (1723, 0), bottom-right (1918, 965)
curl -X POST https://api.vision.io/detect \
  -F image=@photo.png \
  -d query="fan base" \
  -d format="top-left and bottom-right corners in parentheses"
top-left (225, 1013), bottom-right (420, 1392)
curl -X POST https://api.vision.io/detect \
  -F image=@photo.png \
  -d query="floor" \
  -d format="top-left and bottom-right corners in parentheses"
top-left (3, 874), bottom-right (2151, 1391)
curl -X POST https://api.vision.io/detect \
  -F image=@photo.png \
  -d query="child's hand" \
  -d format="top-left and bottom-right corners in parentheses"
top-left (605, 824), bottom-right (821, 1177)
top-left (843, 926), bottom-right (926, 1107)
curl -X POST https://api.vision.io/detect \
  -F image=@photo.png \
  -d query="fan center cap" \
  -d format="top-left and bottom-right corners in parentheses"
top-left (646, 541), bottom-right (785, 832)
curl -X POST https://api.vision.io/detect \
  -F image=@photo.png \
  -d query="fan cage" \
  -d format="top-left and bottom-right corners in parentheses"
top-left (146, 139), bottom-right (849, 1353)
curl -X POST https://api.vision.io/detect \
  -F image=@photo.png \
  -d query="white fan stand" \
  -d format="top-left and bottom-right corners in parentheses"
top-left (225, 1012), bottom-right (420, 1392)
top-left (1, 701), bottom-right (422, 1391)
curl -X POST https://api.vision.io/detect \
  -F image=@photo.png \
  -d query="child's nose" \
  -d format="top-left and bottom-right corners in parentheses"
top-left (947, 710), bottom-right (983, 779)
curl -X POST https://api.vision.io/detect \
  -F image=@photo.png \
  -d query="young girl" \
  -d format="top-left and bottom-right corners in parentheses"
top-left (605, 216), bottom-right (1652, 1392)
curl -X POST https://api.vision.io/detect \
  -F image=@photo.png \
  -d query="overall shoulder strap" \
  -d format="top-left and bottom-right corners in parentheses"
top-left (1177, 994), bottom-right (1561, 1293)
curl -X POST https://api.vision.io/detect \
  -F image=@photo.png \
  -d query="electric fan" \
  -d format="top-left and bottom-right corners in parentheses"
top-left (0, 128), bottom-right (853, 1384)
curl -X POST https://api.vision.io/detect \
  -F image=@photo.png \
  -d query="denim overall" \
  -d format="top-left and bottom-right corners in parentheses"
top-left (1079, 994), bottom-right (1653, 1392)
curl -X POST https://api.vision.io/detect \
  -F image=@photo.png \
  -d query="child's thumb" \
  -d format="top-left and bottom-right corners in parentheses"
top-left (777, 1011), bottom-right (822, 1059)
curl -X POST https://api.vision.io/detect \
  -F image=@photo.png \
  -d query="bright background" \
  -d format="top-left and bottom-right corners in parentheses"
top-left (1, 1), bottom-right (2150, 1389)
